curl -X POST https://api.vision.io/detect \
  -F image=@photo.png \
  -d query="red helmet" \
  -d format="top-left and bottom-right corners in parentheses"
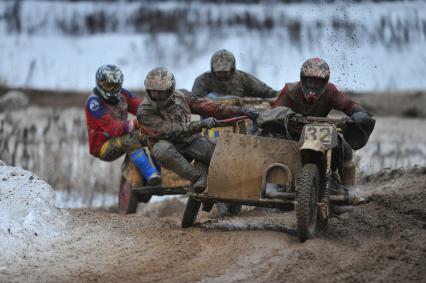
top-left (300, 58), bottom-right (330, 103)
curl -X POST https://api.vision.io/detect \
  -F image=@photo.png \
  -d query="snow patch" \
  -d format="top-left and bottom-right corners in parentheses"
top-left (0, 165), bottom-right (68, 266)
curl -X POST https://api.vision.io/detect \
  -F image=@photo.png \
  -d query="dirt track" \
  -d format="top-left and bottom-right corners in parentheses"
top-left (3, 167), bottom-right (426, 282)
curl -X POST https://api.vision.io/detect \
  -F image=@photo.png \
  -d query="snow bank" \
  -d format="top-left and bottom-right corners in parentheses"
top-left (0, 164), bottom-right (67, 266)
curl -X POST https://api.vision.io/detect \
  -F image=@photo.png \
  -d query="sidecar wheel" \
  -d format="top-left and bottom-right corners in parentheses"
top-left (118, 177), bottom-right (138, 214)
top-left (181, 197), bottom-right (201, 228)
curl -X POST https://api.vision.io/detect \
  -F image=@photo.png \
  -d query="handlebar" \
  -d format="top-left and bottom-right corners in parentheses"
top-left (215, 115), bottom-right (250, 127)
top-left (206, 95), bottom-right (275, 105)
top-left (305, 116), bottom-right (343, 124)
top-left (207, 115), bottom-right (258, 134)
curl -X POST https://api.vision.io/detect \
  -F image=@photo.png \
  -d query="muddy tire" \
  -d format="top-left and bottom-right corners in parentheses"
top-left (296, 163), bottom-right (320, 242)
top-left (202, 201), bottom-right (214, 212)
top-left (118, 177), bottom-right (138, 215)
top-left (181, 197), bottom-right (201, 228)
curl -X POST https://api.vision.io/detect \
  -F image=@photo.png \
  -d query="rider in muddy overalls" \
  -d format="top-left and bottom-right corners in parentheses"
top-left (137, 67), bottom-right (256, 193)
top-left (84, 65), bottom-right (160, 185)
top-left (192, 49), bottom-right (278, 99)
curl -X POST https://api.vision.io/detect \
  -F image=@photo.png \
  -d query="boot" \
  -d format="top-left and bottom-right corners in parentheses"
top-left (191, 161), bottom-right (209, 193)
top-left (192, 172), bottom-right (207, 193)
top-left (329, 172), bottom-right (365, 205)
top-left (154, 146), bottom-right (205, 192)
top-left (129, 149), bottom-right (161, 186)
top-left (341, 160), bottom-right (357, 186)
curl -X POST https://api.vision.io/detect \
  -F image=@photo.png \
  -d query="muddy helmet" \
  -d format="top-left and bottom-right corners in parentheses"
top-left (300, 58), bottom-right (330, 103)
top-left (144, 67), bottom-right (176, 109)
top-left (211, 49), bottom-right (236, 73)
top-left (95, 64), bottom-right (123, 104)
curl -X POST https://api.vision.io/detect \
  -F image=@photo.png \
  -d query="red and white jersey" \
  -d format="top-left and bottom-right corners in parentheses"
top-left (84, 88), bottom-right (142, 157)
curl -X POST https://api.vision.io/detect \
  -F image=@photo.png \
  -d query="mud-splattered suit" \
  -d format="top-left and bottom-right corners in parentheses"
top-left (273, 82), bottom-right (369, 163)
top-left (137, 89), bottom-right (245, 184)
top-left (84, 88), bottom-right (144, 161)
top-left (192, 70), bottom-right (278, 99)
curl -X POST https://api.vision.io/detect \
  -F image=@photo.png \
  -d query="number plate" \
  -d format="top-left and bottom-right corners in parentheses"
top-left (303, 125), bottom-right (335, 146)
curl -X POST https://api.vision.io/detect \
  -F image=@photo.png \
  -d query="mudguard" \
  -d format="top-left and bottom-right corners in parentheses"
top-left (300, 140), bottom-right (326, 154)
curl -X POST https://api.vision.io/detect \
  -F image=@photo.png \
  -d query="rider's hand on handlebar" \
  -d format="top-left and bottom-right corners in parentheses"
top-left (289, 113), bottom-right (308, 127)
top-left (335, 116), bottom-right (353, 132)
top-left (190, 117), bottom-right (217, 132)
top-left (201, 117), bottom-right (217, 129)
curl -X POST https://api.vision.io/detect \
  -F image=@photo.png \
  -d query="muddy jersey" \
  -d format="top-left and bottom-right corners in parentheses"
top-left (192, 70), bottom-right (277, 99)
top-left (85, 88), bottom-right (141, 157)
top-left (273, 82), bottom-right (360, 117)
top-left (137, 90), bottom-right (244, 146)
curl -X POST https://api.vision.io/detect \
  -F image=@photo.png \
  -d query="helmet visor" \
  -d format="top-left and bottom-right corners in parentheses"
top-left (148, 90), bottom-right (172, 102)
top-left (99, 80), bottom-right (122, 94)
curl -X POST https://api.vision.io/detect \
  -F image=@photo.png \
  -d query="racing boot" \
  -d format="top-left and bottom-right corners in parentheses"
top-left (192, 172), bottom-right (208, 193)
top-left (192, 161), bottom-right (209, 193)
top-left (152, 142), bottom-right (207, 193)
top-left (341, 160), bottom-right (357, 186)
top-left (329, 172), bottom-right (365, 215)
top-left (129, 148), bottom-right (161, 186)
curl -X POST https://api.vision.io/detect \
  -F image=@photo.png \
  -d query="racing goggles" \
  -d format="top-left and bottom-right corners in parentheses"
top-left (147, 89), bottom-right (173, 102)
top-left (305, 77), bottom-right (326, 89)
top-left (99, 80), bottom-right (122, 94)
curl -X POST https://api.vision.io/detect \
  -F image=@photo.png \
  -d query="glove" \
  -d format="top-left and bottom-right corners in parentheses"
top-left (335, 116), bottom-right (353, 132)
top-left (288, 113), bottom-right (308, 128)
top-left (189, 117), bottom-right (217, 133)
top-left (200, 117), bottom-right (217, 129)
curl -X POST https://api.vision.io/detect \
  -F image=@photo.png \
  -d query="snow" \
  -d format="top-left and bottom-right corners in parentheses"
top-left (0, 164), bottom-right (67, 267)
top-left (0, 1), bottom-right (425, 92)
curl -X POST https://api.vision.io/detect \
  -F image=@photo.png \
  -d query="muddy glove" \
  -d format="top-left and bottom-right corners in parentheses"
top-left (288, 113), bottom-right (308, 128)
top-left (189, 117), bottom-right (217, 133)
top-left (286, 113), bottom-right (308, 137)
top-left (335, 116), bottom-right (353, 132)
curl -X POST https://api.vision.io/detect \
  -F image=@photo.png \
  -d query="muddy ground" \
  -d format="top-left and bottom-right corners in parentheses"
top-left (2, 166), bottom-right (425, 282)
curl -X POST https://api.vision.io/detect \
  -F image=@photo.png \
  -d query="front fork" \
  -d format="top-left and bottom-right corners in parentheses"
top-left (318, 150), bottom-right (332, 221)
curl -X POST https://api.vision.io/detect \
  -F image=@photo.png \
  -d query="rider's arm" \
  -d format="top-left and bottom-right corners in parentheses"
top-left (121, 88), bottom-right (142, 116)
top-left (242, 71), bottom-right (278, 99)
top-left (273, 84), bottom-right (295, 109)
top-left (328, 84), bottom-right (362, 116)
top-left (329, 85), bottom-right (375, 132)
top-left (188, 96), bottom-right (244, 119)
top-left (137, 104), bottom-right (194, 141)
top-left (191, 73), bottom-right (210, 98)
top-left (85, 96), bottom-right (137, 138)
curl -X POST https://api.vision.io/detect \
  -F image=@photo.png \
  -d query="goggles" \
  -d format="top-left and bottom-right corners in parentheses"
top-left (148, 89), bottom-right (172, 102)
top-left (99, 80), bottom-right (122, 94)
